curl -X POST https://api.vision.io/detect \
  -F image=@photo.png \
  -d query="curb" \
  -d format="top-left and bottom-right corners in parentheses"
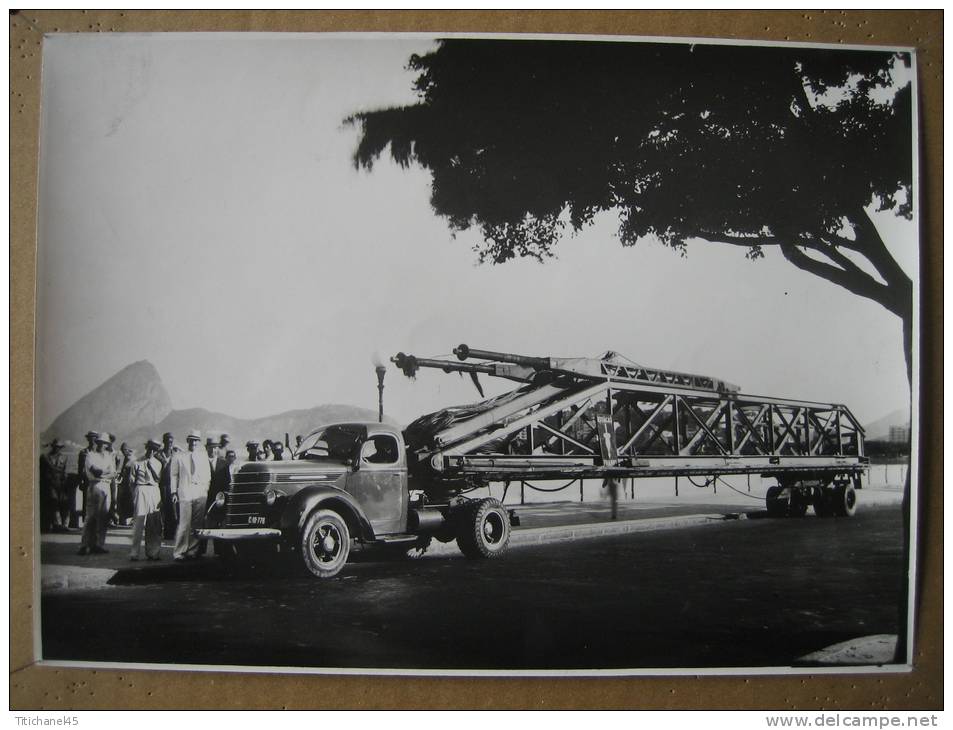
top-left (41, 565), bottom-right (118, 593)
top-left (796, 634), bottom-right (900, 666)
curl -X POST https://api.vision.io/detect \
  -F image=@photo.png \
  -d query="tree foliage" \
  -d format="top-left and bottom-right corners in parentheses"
top-left (348, 39), bottom-right (914, 373)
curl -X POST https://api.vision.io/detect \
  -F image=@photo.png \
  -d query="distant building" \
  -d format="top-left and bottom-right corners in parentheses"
top-left (888, 425), bottom-right (910, 443)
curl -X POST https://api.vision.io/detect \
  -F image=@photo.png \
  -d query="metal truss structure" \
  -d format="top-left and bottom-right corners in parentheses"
top-left (395, 345), bottom-right (867, 489)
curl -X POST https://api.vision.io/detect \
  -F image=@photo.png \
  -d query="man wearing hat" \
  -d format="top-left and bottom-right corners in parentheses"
top-left (129, 438), bottom-right (164, 561)
top-left (39, 438), bottom-right (69, 533)
top-left (245, 440), bottom-right (260, 462)
top-left (78, 432), bottom-right (116, 555)
top-left (72, 430), bottom-right (97, 529)
top-left (156, 432), bottom-right (178, 540)
top-left (116, 442), bottom-right (136, 525)
top-left (169, 429), bottom-right (212, 560)
top-left (199, 437), bottom-right (225, 556)
top-left (205, 436), bottom-right (219, 468)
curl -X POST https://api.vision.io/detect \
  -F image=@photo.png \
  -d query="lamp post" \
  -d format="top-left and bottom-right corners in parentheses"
top-left (375, 365), bottom-right (386, 423)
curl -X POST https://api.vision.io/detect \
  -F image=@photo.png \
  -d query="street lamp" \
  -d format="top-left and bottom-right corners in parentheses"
top-left (375, 365), bottom-right (386, 423)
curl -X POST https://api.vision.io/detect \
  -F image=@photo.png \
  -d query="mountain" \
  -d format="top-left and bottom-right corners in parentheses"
top-left (41, 360), bottom-right (399, 454)
top-left (42, 360), bottom-right (173, 445)
top-left (864, 407), bottom-right (911, 441)
top-left (122, 404), bottom-right (398, 451)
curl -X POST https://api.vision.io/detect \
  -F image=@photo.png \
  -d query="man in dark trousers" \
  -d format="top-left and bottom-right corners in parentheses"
top-left (156, 432), bottom-right (178, 540)
top-left (39, 438), bottom-right (69, 532)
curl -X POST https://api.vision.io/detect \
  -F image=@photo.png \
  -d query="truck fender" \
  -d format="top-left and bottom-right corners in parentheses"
top-left (281, 485), bottom-right (376, 542)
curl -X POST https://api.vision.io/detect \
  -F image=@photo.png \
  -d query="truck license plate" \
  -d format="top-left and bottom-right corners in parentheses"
top-left (247, 516), bottom-right (266, 525)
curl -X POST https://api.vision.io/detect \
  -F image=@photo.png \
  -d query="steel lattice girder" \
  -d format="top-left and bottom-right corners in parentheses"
top-left (427, 379), bottom-right (864, 478)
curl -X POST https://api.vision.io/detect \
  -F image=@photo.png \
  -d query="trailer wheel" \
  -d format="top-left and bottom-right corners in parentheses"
top-left (832, 482), bottom-right (858, 517)
top-left (765, 486), bottom-right (786, 518)
top-left (300, 509), bottom-right (351, 578)
top-left (457, 498), bottom-right (511, 559)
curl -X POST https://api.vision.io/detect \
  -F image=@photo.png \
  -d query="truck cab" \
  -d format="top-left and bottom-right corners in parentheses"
top-left (197, 421), bottom-right (513, 578)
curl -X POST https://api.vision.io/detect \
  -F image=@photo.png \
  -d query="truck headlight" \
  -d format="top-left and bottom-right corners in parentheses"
top-left (213, 491), bottom-right (226, 509)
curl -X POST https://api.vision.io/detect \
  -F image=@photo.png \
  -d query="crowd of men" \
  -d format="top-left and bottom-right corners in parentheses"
top-left (38, 430), bottom-right (305, 562)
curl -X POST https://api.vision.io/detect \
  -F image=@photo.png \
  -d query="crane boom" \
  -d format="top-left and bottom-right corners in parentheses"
top-left (452, 343), bottom-right (740, 392)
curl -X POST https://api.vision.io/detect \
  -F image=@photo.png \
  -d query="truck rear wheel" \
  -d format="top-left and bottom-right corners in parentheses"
top-left (300, 509), bottom-right (351, 578)
top-left (457, 498), bottom-right (511, 559)
top-left (832, 481), bottom-right (858, 517)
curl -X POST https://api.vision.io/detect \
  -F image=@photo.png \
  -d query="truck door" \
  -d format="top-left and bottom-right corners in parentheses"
top-left (345, 432), bottom-right (406, 535)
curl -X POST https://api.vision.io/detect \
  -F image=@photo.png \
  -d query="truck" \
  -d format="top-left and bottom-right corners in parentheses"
top-left (196, 344), bottom-right (868, 578)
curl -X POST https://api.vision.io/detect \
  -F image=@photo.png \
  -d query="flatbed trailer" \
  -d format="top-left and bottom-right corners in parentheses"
top-left (396, 345), bottom-right (867, 518)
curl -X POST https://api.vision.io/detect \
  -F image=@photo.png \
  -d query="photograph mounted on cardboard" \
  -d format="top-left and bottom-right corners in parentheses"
top-left (34, 32), bottom-right (918, 674)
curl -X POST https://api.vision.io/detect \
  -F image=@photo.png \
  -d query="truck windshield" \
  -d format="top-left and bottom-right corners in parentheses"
top-left (297, 424), bottom-right (366, 462)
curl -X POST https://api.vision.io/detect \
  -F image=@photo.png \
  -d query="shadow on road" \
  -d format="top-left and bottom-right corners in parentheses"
top-left (107, 548), bottom-right (459, 586)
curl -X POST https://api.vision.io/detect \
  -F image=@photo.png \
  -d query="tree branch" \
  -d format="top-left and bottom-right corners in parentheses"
top-left (809, 238), bottom-right (870, 280)
top-left (853, 209), bottom-right (914, 291)
top-left (779, 243), bottom-right (903, 315)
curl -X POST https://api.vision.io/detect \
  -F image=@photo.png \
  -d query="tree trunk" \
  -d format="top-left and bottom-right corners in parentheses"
top-left (895, 305), bottom-right (913, 665)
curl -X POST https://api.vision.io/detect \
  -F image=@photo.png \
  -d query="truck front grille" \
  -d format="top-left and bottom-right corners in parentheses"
top-left (224, 473), bottom-right (269, 527)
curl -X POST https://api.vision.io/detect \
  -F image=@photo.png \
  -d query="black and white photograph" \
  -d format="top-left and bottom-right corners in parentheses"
top-left (32, 31), bottom-right (919, 675)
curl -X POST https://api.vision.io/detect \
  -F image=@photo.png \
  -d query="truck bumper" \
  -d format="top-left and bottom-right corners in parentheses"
top-left (195, 528), bottom-right (282, 541)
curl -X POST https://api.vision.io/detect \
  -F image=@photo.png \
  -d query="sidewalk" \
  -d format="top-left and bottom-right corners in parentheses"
top-left (39, 486), bottom-right (902, 591)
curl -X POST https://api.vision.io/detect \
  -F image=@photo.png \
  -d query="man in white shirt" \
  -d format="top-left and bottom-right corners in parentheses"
top-left (129, 438), bottom-right (163, 561)
top-left (170, 429), bottom-right (212, 561)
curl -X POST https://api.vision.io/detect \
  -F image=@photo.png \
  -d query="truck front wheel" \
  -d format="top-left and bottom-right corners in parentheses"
top-left (300, 509), bottom-right (351, 578)
top-left (457, 498), bottom-right (511, 559)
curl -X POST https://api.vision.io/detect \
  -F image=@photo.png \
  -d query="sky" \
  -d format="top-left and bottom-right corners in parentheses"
top-left (35, 34), bottom-right (916, 432)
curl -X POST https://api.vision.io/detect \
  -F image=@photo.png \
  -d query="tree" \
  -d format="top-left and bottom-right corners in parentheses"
top-left (347, 39), bottom-right (914, 378)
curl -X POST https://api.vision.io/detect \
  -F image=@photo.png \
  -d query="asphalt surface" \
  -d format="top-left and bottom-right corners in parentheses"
top-left (40, 504), bottom-right (904, 671)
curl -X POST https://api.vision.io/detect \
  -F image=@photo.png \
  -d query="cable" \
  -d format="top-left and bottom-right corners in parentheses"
top-left (687, 474), bottom-right (766, 501)
top-left (714, 476), bottom-right (767, 501)
top-left (521, 479), bottom-right (579, 493)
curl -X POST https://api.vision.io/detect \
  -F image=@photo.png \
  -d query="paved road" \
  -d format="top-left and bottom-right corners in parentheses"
top-left (40, 505), bottom-right (904, 671)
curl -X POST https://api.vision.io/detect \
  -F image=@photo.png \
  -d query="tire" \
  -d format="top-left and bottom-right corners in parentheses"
top-left (300, 509), bottom-right (351, 578)
top-left (765, 486), bottom-right (786, 518)
top-left (832, 482), bottom-right (858, 517)
top-left (456, 498), bottom-right (511, 559)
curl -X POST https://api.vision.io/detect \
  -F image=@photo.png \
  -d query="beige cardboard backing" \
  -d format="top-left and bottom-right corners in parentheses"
top-left (10, 10), bottom-right (943, 710)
